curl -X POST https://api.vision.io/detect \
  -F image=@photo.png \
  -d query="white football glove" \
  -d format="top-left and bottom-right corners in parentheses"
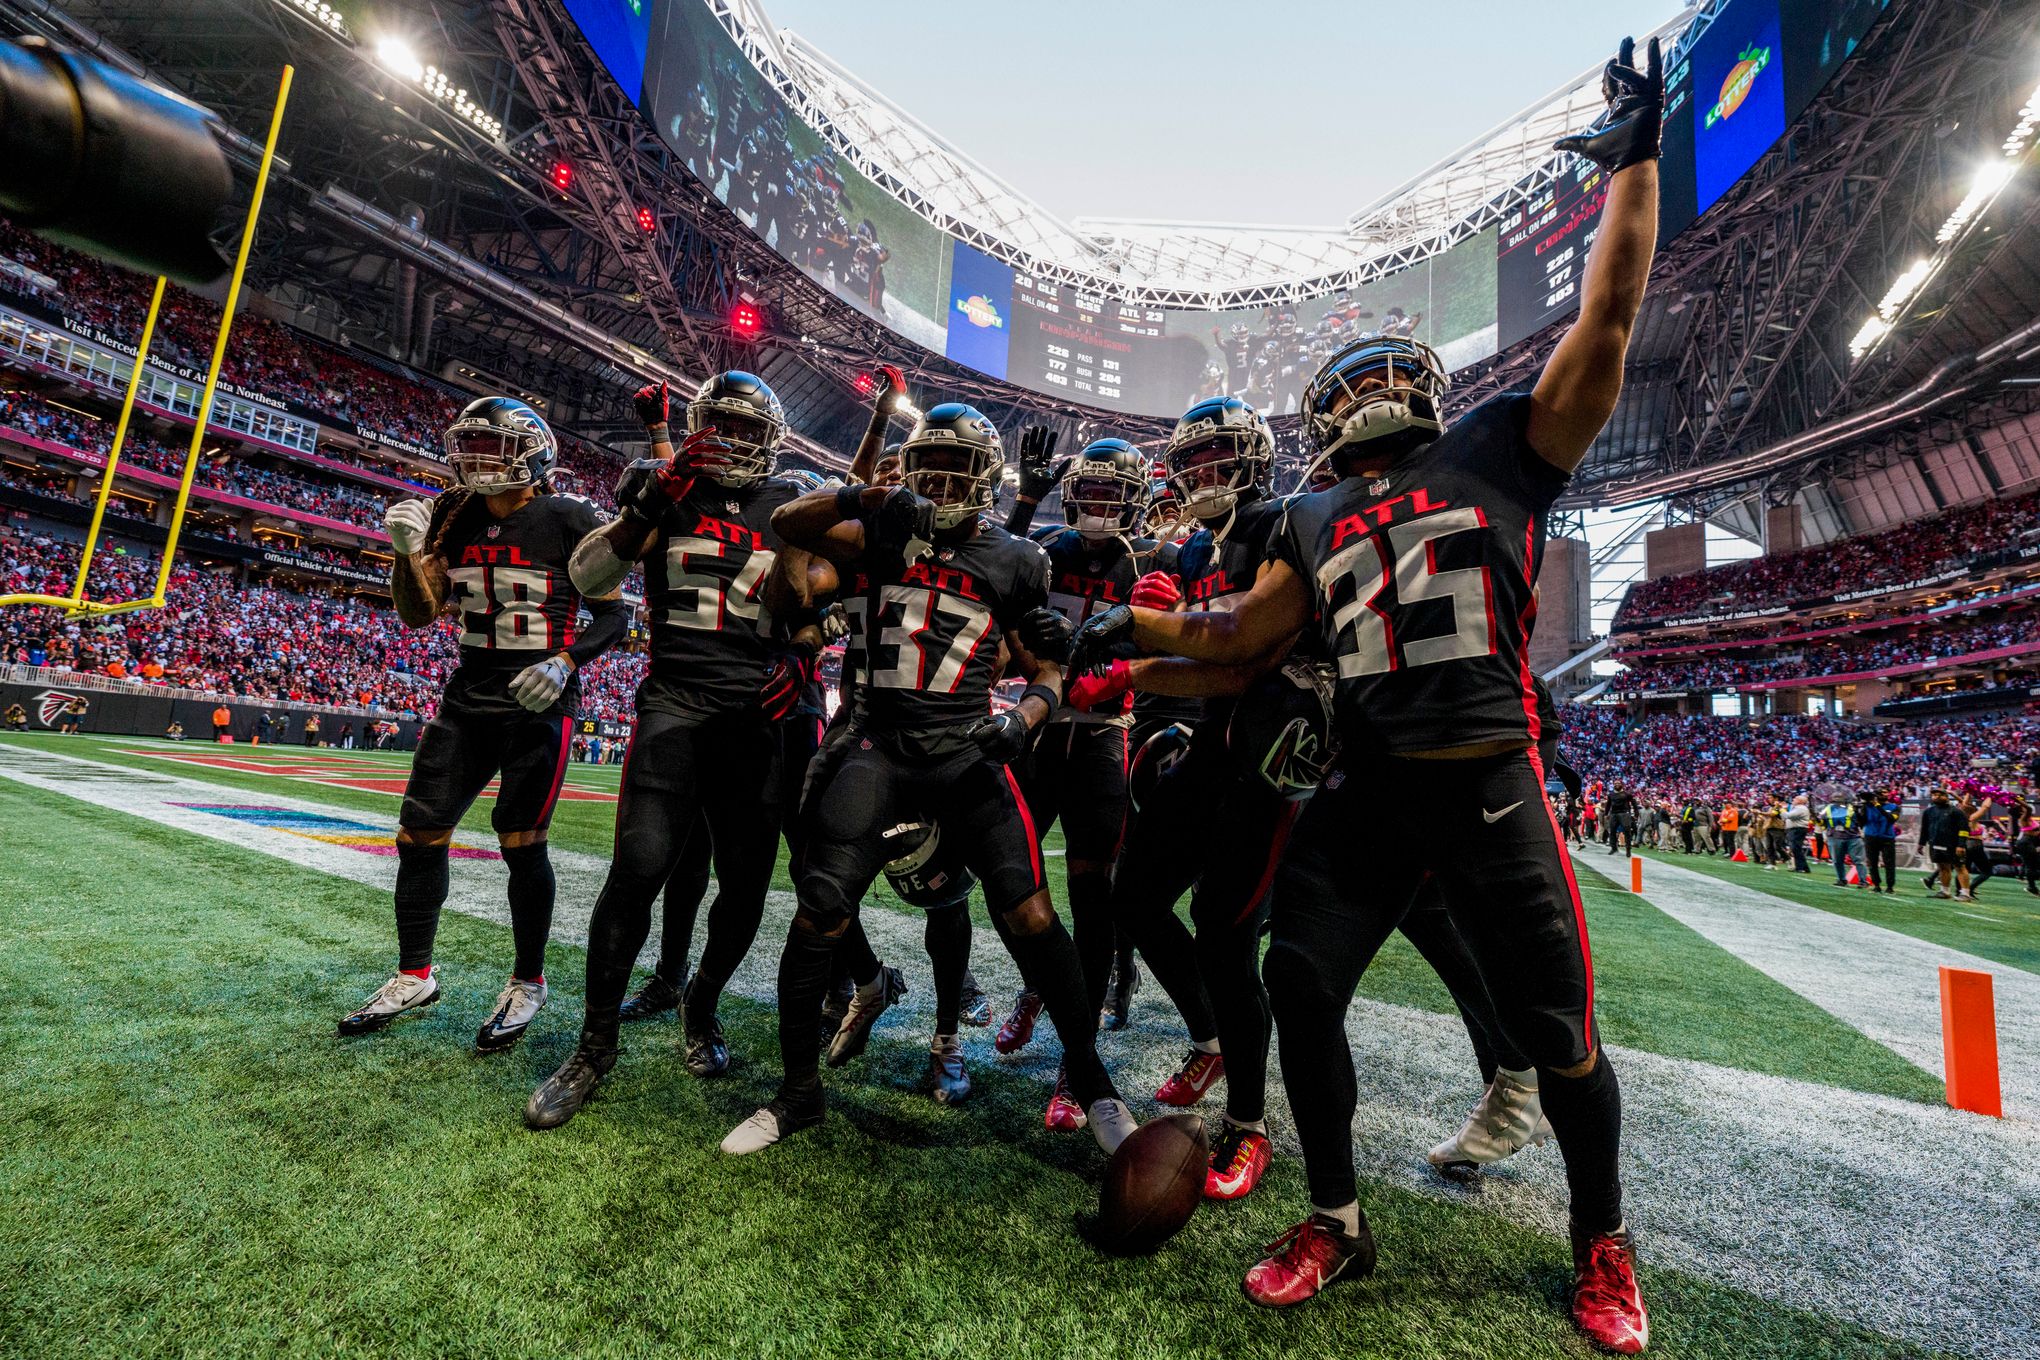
top-left (508, 654), bottom-right (573, 712)
top-left (383, 499), bottom-right (433, 556)
top-left (818, 602), bottom-right (850, 644)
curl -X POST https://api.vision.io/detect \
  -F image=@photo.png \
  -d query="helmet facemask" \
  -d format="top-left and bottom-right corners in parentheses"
top-left (685, 398), bottom-right (779, 487)
top-left (1061, 460), bottom-right (1147, 542)
top-left (1303, 336), bottom-right (1447, 475)
top-left (1167, 432), bottom-right (1264, 521)
top-left (443, 406), bottom-right (555, 494)
top-left (904, 446), bottom-right (999, 529)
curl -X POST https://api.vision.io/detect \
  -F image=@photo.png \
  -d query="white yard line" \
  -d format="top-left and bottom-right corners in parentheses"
top-left (1572, 848), bottom-right (2040, 1119)
top-left (2, 740), bottom-right (2035, 1358)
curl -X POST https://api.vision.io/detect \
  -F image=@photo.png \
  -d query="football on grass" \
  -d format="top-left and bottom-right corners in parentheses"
top-left (1087, 1113), bottom-right (1207, 1255)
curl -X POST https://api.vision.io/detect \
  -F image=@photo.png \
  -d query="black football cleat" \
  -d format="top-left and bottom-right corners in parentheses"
top-left (682, 976), bottom-right (730, 1077)
top-left (618, 971), bottom-right (681, 1023)
top-left (524, 1044), bottom-right (616, 1130)
top-left (819, 973), bottom-right (854, 1050)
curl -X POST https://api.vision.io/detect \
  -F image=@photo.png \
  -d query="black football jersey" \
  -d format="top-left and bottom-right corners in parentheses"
top-left (1172, 495), bottom-right (1294, 737)
top-left (841, 516), bottom-right (1050, 760)
top-left (1033, 525), bottom-right (1146, 726)
top-left (1268, 394), bottom-right (1569, 754)
top-left (1127, 536), bottom-right (1203, 731)
top-left (432, 490), bottom-right (605, 717)
top-left (639, 475), bottom-right (804, 712)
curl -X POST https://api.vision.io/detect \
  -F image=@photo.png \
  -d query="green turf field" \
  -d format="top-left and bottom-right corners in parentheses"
top-left (1632, 845), bottom-right (2040, 977)
top-left (0, 768), bottom-right (1959, 1360)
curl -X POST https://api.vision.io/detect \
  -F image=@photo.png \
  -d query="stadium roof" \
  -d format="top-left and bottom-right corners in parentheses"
top-left (714, 0), bottom-right (1703, 307)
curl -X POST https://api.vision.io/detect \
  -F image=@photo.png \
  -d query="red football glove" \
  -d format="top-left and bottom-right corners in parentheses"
top-left (1130, 571), bottom-right (1182, 611)
top-left (875, 364), bottom-right (906, 409)
top-left (632, 380), bottom-right (670, 430)
top-left (673, 424), bottom-right (734, 478)
top-left (1065, 658), bottom-right (1133, 713)
top-left (760, 653), bottom-right (808, 720)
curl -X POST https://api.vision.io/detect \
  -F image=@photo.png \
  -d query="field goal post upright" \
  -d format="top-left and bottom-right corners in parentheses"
top-left (0, 63), bottom-right (295, 621)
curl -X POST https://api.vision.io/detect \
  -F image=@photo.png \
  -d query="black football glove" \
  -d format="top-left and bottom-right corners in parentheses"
top-left (868, 485), bottom-right (937, 562)
top-left (1016, 606), bottom-right (1073, 665)
top-left (967, 708), bottom-right (1033, 765)
top-left (1554, 36), bottom-right (1663, 173)
top-left (1068, 604), bottom-right (1139, 678)
top-left (632, 380), bottom-right (672, 437)
top-left (614, 457), bottom-right (667, 521)
top-left (1014, 426), bottom-right (1068, 503)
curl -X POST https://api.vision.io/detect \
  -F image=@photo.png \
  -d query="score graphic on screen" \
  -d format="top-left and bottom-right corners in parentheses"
top-left (1008, 276), bottom-right (1155, 409)
top-left (1495, 158), bottom-right (1608, 352)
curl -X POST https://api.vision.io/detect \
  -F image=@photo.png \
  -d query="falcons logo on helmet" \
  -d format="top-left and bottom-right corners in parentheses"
top-left (34, 690), bottom-right (87, 726)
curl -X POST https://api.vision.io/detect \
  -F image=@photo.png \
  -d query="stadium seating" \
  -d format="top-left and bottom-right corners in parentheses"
top-left (1, 525), bottom-right (646, 722)
top-left (1613, 486), bottom-right (2040, 628)
top-left (1558, 703), bottom-right (2038, 807)
top-left (1613, 606), bottom-right (2040, 692)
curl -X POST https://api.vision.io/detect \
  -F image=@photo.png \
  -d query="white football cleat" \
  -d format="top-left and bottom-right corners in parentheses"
top-left (720, 1094), bottom-right (825, 1155)
top-left (1087, 1097), bottom-right (1138, 1155)
top-left (337, 969), bottom-right (440, 1036)
top-left (476, 978), bottom-right (548, 1053)
top-left (1427, 1068), bottom-right (1552, 1171)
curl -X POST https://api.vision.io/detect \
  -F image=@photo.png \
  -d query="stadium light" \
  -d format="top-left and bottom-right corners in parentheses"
top-left (550, 161), bottom-right (574, 193)
top-left (730, 300), bottom-right (762, 339)
top-left (371, 34), bottom-right (503, 140)
top-left (636, 206), bottom-right (656, 233)
top-left (280, 0), bottom-right (350, 38)
top-left (1850, 83), bottom-right (2037, 363)
top-left (375, 36), bottom-right (423, 83)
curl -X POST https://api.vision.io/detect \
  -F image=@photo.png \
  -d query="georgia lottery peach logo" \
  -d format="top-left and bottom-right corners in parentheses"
top-left (1706, 42), bottom-right (1772, 129)
top-left (955, 294), bottom-right (1005, 329)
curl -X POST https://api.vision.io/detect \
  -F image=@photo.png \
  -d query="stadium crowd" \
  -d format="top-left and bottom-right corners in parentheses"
top-left (1559, 704), bottom-right (2038, 809)
top-left (1612, 609), bottom-right (2040, 691)
top-left (0, 525), bottom-right (646, 722)
top-left (1614, 486), bottom-right (2040, 627)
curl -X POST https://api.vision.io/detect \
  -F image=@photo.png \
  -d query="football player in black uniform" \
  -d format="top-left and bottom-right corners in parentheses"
top-left (1067, 37), bottom-right (1661, 1349)
top-left (524, 371), bottom-right (816, 1128)
top-left (721, 401), bottom-right (1135, 1156)
top-left (992, 434), bottom-right (1158, 1126)
top-left (339, 397), bottom-right (628, 1050)
top-left (1072, 396), bottom-right (1308, 1202)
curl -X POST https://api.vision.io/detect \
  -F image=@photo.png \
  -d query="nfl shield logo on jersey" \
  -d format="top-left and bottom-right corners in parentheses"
top-left (486, 524), bottom-right (502, 539)
top-left (1370, 478), bottom-right (1391, 496)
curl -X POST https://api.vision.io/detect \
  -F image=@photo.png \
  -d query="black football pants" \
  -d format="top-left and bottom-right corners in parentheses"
top-left (651, 712), bottom-right (823, 985)
top-left (1111, 731), bottom-right (1296, 1126)
top-left (1265, 748), bottom-right (1621, 1233)
top-left (578, 699), bottom-right (781, 1051)
top-left (774, 725), bottom-right (1115, 1110)
top-left (1013, 721), bottom-right (1130, 1013)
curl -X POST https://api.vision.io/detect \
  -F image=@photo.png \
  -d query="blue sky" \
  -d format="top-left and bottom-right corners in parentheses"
top-left (762, 0), bottom-right (1683, 226)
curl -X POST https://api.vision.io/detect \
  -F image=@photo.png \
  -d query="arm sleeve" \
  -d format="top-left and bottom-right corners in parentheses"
top-left (1004, 496), bottom-right (1036, 536)
top-left (566, 594), bottom-right (630, 668)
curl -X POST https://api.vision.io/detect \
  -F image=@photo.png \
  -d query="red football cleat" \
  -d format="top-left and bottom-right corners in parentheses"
top-left (1204, 1121), bottom-right (1271, 1200)
top-left (1043, 1068), bottom-right (1087, 1131)
top-left (995, 989), bottom-right (1043, 1055)
top-left (1571, 1229), bottom-right (1650, 1354)
top-left (1242, 1211), bottom-right (1375, 1308)
top-left (1154, 1048), bottom-right (1224, 1106)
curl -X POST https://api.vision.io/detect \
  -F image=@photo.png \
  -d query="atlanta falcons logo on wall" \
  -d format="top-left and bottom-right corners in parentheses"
top-left (34, 690), bottom-right (88, 726)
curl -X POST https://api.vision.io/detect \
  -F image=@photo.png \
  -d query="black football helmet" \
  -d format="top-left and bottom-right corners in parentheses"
top-left (1301, 334), bottom-right (1447, 471)
top-left (1226, 658), bottom-right (1337, 801)
top-left (1163, 395), bottom-right (1272, 522)
top-left (901, 402), bottom-right (1003, 529)
top-left (880, 819), bottom-right (978, 910)
top-left (443, 396), bottom-right (557, 493)
top-left (686, 370), bottom-right (786, 486)
top-left (1060, 438), bottom-right (1148, 541)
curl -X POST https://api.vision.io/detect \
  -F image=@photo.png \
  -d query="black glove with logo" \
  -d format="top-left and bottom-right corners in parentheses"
top-left (967, 708), bottom-right (1033, 764)
top-left (1016, 606), bottom-right (1073, 665)
top-left (1554, 35), bottom-right (1663, 173)
top-left (1014, 426), bottom-right (1067, 503)
top-left (868, 485), bottom-right (937, 562)
top-left (1068, 604), bottom-right (1139, 678)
